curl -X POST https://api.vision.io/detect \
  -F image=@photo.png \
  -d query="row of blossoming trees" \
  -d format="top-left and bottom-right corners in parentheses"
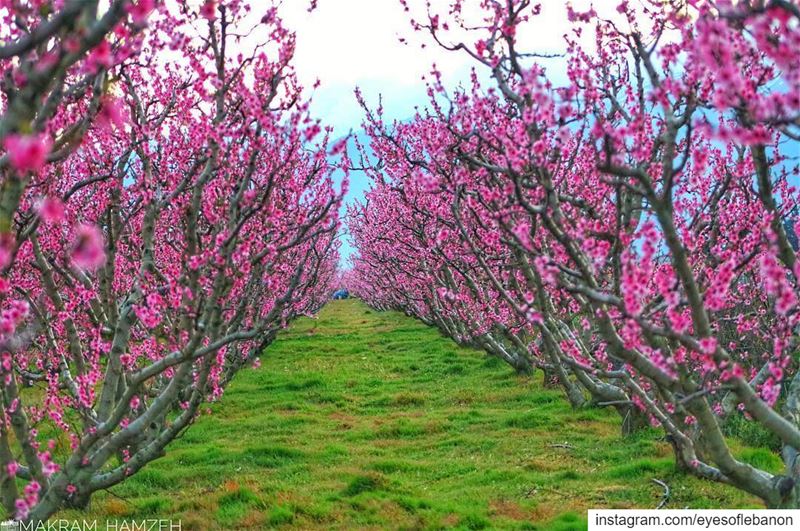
top-left (0, 0), bottom-right (342, 522)
top-left (349, 0), bottom-right (800, 509)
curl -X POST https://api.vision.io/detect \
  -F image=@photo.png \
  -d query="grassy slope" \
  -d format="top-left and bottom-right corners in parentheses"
top-left (61, 299), bottom-right (774, 530)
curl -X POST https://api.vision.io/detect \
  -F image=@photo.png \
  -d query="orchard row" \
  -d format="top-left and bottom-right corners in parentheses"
top-left (0, 1), bottom-right (343, 521)
top-left (348, 0), bottom-right (800, 510)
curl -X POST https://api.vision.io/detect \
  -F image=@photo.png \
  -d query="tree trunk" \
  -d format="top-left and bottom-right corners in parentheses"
top-left (617, 404), bottom-right (650, 436)
top-left (768, 478), bottom-right (799, 509)
top-left (774, 372), bottom-right (800, 508)
top-left (541, 365), bottom-right (559, 388)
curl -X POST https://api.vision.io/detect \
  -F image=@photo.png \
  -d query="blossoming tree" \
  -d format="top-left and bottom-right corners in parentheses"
top-left (1, 0), bottom-right (342, 521)
top-left (350, 0), bottom-right (800, 508)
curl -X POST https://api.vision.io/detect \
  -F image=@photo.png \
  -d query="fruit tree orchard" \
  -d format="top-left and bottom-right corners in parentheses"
top-left (349, 0), bottom-right (800, 509)
top-left (3, 0), bottom-right (800, 524)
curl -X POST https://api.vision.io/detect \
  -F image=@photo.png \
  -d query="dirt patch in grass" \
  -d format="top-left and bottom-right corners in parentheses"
top-left (489, 499), bottom-right (531, 520)
top-left (529, 503), bottom-right (560, 522)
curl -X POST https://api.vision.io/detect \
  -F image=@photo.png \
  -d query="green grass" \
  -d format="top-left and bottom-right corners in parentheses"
top-left (59, 299), bottom-right (762, 529)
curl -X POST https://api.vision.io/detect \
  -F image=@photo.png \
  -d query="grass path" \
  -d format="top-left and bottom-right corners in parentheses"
top-left (68, 299), bottom-right (763, 529)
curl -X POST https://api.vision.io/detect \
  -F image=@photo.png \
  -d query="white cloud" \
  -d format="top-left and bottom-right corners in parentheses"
top-left (279, 0), bottom-right (618, 135)
top-left (283, 0), bottom-right (469, 87)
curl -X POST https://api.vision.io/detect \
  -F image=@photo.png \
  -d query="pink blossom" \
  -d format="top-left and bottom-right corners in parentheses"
top-left (71, 224), bottom-right (106, 271)
top-left (698, 337), bottom-right (717, 355)
top-left (329, 137), bottom-right (348, 156)
top-left (128, 0), bottom-right (155, 25)
top-left (526, 310), bottom-right (543, 325)
top-left (0, 233), bottom-right (14, 269)
top-left (3, 133), bottom-right (52, 173)
top-left (97, 97), bottom-right (127, 131)
top-left (200, 0), bottom-right (217, 20)
top-left (15, 498), bottom-right (30, 520)
top-left (36, 196), bottom-right (65, 223)
top-left (87, 40), bottom-right (114, 72)
top-left (187, 254), bottom-right (205, 270)
top-left (512, 222), bottom-right (533, 251)
top-left (760, 252), bottom-right (797, 315)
